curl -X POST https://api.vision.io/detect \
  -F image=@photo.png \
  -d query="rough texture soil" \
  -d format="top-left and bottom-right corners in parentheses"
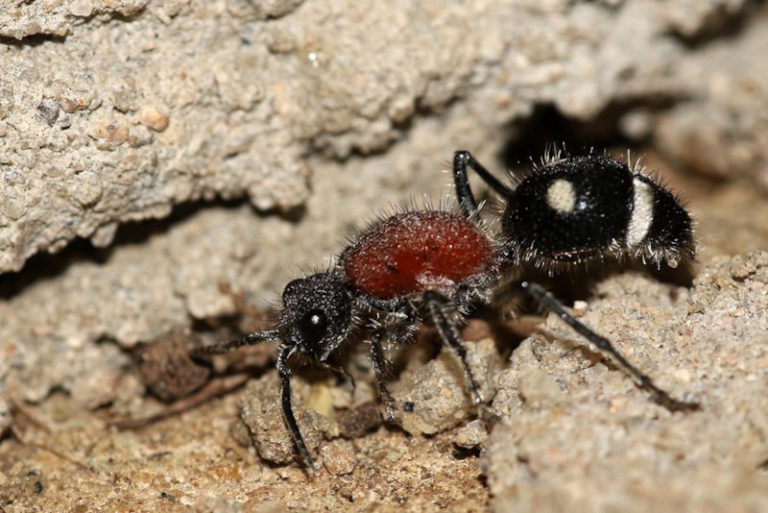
top-left (2, 1), bottom-right (768, 512)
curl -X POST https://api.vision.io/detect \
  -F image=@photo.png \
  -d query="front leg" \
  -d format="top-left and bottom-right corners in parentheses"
top-left (276, 346), bottom-right (317, 472)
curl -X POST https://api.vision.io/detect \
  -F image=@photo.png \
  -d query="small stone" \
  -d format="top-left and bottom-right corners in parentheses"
top-left (336, 401), bottom-right (383, 439)
top-left (730, 256), bottom-right (757, 280)
top-left (36, 100), bottom-right (60, 126)
top-left (70, 0), bottom-right (95, 17)
top-left (454, 419), bottom-right (489, 449)
top-left (72, 170), bottom-right (103, 207)
top-left (320, 440), bottom-right (357, 475)
top-left (306, 381), bottom-right (334, 417)
top-left (138, 106), bottom-right (170, 132)
top-left (90, 222), bottom-right (118, 248)
top-left (88, 121), bottom-right (129, 147)
top-left (139, 331), bottom-right (210, 402)
top-left (57, 115), bottom-right (72, 130)
top-left (265, 28), bottom-right (297, 54)
top-left (572, 300), bottom-right (589, 317)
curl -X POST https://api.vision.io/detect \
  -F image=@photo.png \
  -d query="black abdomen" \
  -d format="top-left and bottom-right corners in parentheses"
top-left (503, 156), bottom-right (633, 264)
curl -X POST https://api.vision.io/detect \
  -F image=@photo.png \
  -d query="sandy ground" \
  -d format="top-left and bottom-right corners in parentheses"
top-left (2, 1), bottom-right (768, 512)
top-left (2, 161), bottom-right (768, 512)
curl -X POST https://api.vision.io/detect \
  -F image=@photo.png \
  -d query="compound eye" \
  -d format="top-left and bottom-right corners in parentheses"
top-left (298, 309), bottom-right (328, 346)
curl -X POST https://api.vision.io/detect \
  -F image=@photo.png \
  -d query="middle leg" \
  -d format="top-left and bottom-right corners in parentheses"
top-left (424, 290), bottom-right (484, 405)
top-left (370, 331), bottom-right (397, 422)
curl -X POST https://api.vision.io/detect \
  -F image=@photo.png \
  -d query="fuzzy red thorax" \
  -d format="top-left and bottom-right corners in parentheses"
top-left (343, 211), bottom-right (495, 299)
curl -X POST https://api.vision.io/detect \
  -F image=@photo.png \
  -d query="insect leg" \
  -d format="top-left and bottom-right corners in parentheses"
top-left (369, 331), bottom-right (396, 422)
top-left (453, 150), bottom-right (511, 218)
top-left (424, 290), bottom-right (484, 405)
top-left (521, 281), bottom-right (699, 412)
top-left (191, 330), bottom-right (279, 357)
top-left (316, 361), bottom-right (356, 390)
top-left (277, 345), bottom-right (317, 472)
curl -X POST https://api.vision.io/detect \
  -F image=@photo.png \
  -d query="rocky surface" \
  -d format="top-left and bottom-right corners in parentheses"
top-left (654, 6), bottom-right (768, 188)
top-left (0, 0), bottom-right (761, 275)
top-left (2, 248), bottom-right (767, 512)
top-left (486, 252), bottom-right (768, 512)
top-left (1, 0), bottom-right (768, 511)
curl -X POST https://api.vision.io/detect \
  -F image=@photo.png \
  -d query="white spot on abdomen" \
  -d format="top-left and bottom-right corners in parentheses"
top-left (546, 179), bottom-right (577, 214)
top-left (627, 178), bottom-right (655, 247)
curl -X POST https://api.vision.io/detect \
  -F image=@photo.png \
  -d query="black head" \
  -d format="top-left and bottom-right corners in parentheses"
top-left (279, 271), bottom-right (354, 362)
